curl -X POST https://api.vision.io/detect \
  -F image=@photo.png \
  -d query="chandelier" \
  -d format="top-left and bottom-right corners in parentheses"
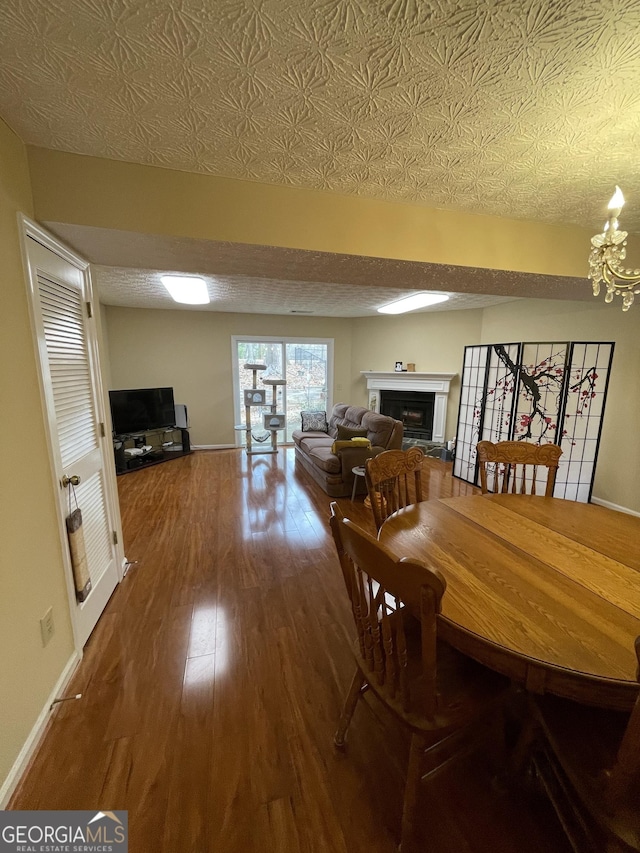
top-left (589, 187), bottom-right (640, 311)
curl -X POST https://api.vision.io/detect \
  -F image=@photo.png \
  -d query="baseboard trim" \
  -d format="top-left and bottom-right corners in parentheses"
top-left (0, 649), bottom-right (81, 807)
top-left (192, 444), bottom-right (236, 450)
top-left (590, 497), bottom-right (640, 517)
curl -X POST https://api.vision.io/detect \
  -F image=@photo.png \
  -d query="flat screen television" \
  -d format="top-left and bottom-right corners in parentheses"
top-left (109, 387), bottom-right (175, 435)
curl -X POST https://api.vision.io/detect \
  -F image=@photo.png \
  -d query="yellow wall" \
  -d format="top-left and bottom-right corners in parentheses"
top-left (103, 306), bottom-right (477, 451)
top-left (0, 119), bottom-right (75, 793)
top-left (104, 304), bottom-right (479, 452)
top-left (28, 147), bottom-right (591, 278)
top-left (350, 309), bottom-right (484, 434)
top-left (2, 133), bottom-right (637, 801)
top-left (104, 307), bottom-right (354, 446)
top-left (105, 299), bottom-right (639, 513)
top-left (480, 299), bottom-right (640, 513)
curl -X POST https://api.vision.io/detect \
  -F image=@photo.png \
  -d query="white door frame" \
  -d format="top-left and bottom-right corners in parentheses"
top-left (19, 215), bottom-right (125, 652)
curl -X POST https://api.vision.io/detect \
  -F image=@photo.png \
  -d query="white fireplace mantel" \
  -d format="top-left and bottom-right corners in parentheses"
top-left (361, 371), bottom-right (457, 444)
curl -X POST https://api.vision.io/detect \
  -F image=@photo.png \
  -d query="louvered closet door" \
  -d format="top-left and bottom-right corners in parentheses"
top-left (29, 237), bottom-right (118, 647)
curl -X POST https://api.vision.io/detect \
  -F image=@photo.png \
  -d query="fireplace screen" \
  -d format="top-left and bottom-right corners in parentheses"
top-left (403, 409), bottom-right (423, 426)
top-left (380, 391), bottom-right (435, 440)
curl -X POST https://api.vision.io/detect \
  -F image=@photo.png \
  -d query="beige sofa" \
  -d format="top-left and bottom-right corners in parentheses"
top-left (292, 403), bottom-right (404, 497)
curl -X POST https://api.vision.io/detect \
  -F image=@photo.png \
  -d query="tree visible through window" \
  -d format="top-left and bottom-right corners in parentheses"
top-left (234, 338), bottom-right (332, 443)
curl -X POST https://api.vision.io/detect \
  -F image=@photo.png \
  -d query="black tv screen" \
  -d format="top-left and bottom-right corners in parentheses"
top-left (109, 387), bottom-right (175, 435)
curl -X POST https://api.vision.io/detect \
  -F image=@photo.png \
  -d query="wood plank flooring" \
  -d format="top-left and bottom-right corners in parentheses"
top-left (11, 449), bottom-right (571, 852)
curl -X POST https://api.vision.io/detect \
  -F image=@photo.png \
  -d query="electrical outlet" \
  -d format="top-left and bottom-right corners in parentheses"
top-left (40, 607), bottom-right (55, 647)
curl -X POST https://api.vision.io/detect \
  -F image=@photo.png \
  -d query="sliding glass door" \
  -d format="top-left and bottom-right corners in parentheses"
top-left (232, 337), bottom-right (333, 443)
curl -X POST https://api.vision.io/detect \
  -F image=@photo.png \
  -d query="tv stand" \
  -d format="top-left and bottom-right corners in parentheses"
top-left (113, 427), bottom-right (192, 474)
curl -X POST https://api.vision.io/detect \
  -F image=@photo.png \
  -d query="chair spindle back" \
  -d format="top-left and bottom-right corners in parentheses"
top-left (477, 440), bottom-right (562, 497)
top-left (329, 502), bottom-right (446, 717)
top-left (365, 447), bottom-right (425, 530)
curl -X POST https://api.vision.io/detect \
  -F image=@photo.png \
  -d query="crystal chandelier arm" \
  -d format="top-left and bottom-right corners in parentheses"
top-left (589, 222), bottom-right (640, 312)
top-left (601, 259), bottom-right (640, 283)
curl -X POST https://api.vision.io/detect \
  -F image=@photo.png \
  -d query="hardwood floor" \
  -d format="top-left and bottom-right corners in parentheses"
top-left (11, 449), bottom-right (571, 852)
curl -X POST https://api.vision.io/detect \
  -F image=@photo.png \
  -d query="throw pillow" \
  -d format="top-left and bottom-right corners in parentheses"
top-left (336, 424), bottom-right (368, 441)
top-left (300, 410), bottom-right (328, 432)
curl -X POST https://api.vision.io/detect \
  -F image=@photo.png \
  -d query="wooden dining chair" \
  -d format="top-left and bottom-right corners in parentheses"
top-left (476, 440), bottom-right (562, 497)
top-left (525, 638), bottom-right (640, 852)
top-left (364, 446), bottom-right (425, 531)
top-left (328, 502), bottom-right (510, 853)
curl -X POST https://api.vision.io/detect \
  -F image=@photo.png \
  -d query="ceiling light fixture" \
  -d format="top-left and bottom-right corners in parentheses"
top-left (589, 187), bottom-right (640, 311)
top-left (161, 275), bottom-right (210, 304)
top-left (377, 292), bottom-right (449, 314)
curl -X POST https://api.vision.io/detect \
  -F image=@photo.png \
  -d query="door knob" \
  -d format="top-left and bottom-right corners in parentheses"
top-left (62, 474), bottom-right (81, 488)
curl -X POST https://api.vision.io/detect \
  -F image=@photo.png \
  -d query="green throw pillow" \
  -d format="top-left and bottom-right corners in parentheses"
top-left (336, 424), bottom-right (368, 441)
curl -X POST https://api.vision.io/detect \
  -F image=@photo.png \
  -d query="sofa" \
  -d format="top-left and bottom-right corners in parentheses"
top-left (292, 403), bottom-right (404, 497)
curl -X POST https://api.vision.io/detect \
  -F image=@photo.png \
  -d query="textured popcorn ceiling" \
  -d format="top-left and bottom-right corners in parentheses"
top-left (92, 265), bottom-right (520, 316)
top-left (2, 0), bottom-right (640, 233)
top-left (48, 222), bottom-right (590, 316)
top-left (3, 1), bottom-right (639, 315)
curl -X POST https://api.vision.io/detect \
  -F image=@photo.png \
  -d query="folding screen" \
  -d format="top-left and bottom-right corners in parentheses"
top-left (453, 341), bottom-right (615, 502)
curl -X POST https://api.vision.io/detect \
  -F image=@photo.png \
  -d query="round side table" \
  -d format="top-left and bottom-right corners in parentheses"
top-left (351, 465), bottom-right (366, 501)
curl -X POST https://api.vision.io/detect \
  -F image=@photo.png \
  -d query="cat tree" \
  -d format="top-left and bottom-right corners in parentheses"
top-left (235, 363), bottom-right (287, 455)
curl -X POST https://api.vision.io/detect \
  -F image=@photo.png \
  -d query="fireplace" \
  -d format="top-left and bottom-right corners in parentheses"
top-left (380, 390), bottom-right (435, 440)
top-left (361, 371), bottom-right (456, 444)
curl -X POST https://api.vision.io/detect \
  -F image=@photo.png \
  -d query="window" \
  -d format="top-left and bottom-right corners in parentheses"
top-left (232, 337), bottom-right (333, 443)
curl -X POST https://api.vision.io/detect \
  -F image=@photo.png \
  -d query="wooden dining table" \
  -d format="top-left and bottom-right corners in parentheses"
top-left (378, 494), bottom-right (640, 711)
